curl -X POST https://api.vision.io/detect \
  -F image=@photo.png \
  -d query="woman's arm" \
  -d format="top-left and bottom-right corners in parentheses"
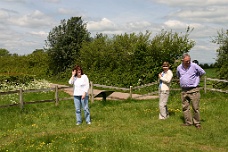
top-left (68, 70), bottom-right (76, 84)
top-left (160, 70), bottom-right (173, 83)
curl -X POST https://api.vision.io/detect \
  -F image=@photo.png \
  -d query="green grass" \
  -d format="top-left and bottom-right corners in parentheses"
top-left (0, 90), bottom-right (67, 105)
top-left (204, 68), bottom-right (219, 78)
top-left (0, 90), bottom-right (228, 152)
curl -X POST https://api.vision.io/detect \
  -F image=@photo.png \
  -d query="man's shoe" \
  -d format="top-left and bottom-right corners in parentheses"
top-left (195, 125), bottom-right (201, 129)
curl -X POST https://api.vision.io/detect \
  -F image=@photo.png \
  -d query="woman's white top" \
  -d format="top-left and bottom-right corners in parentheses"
top-left (68, 74), bottom-right (89, 96)
top-left (159, 69), bottom-right (173, 91)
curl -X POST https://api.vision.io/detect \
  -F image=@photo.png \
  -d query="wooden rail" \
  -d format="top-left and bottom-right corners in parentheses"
top-left (93, 83), bottom-right (130, 91)
top-left (132, 82), bottom-right (158, 90)
top-left (0, 85), bottom-right (72, 109)
top-left (206, 78), bottom-right (228, 83)
top-left (204, 76), bottom-right (228, 93)
top-left (1, 77), bottom-right (227, 108)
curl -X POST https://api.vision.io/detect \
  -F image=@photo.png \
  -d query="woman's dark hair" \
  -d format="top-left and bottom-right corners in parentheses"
top-left (73, 65), bottom-right (84, 75)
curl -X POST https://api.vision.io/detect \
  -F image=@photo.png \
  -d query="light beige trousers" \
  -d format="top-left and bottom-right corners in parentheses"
top-left (181, 87), bottom-right (200, 126)
top-left (159, 90), bottom-right (170, 119)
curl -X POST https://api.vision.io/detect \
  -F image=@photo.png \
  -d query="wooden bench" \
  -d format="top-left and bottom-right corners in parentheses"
top-left (94, 90), bottom-right (114, 101)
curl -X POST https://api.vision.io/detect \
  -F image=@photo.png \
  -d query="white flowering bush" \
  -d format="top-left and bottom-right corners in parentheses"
top-left (0, 79), bottom-right (51, 105)
top-left (0, 79), bottom-right (51, 92)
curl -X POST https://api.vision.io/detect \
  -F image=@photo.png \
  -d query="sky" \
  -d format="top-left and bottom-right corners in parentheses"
top-left (1, 0), bottom-right (227, 64)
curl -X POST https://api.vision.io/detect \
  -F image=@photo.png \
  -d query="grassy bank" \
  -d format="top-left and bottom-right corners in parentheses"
top-left (0, 90), bottom-right (228, 152)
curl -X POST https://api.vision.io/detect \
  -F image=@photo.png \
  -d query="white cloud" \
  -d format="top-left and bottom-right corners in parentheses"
top-left (154, 0), bottom-right (228, 7)
top-left (8, 10), bottom-right (54, 28)
top-left (164, 20), bottom-right (188, 28)
top-left (0, 9), bottom-right (9, 19)
top-left (87, 18), bottom-right (153, 36)
top-left (58, 8), bottom-right (74, 15)
top-left (42, 0), bottom-right (60, 3)
top-left (87, 18), bottom-right (117, 32)
top-left (126, 21), bottom-right (151, 30)
top-left (30, 31), bottom-right (48, 37)
top-left (171, 7), bottom-right (228, 25)
top-left (1, 0), bottom-right (226, 63)
top-left (162, 20), bottom-right (203, 35)
top-left (190, 44), bottom-right (218, 64)
top-left (2, 0), bottom-right (27, 3)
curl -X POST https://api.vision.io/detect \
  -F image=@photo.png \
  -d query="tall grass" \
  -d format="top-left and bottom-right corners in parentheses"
top-left (0, 90), bottom-right (228, 152)
top-left (204, 68), bottom-right (219, 78)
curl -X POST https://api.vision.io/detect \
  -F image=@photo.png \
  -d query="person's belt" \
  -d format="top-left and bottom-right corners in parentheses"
top-left (181, 87), bottom-right (197, 91)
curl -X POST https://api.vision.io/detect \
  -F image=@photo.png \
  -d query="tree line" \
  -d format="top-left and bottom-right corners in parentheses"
top-left (0, 17), bottom-right (227, 87)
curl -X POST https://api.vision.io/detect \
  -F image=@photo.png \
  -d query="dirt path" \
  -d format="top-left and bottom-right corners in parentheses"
top-left (50, 83), bottom-right (158, 100)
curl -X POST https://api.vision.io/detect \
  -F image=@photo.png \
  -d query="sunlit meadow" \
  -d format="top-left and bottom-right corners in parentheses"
top-left (0, 79), bottom-right (228, 152)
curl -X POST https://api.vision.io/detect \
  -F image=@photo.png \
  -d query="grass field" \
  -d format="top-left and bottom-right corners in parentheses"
top-left (0, 89), bottom-right (228, 152)
top-left (204, 68), bottom-right (219, 78)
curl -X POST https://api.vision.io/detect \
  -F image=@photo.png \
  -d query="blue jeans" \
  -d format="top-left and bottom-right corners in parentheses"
top-left (73, 96), bottom-right (91, 124)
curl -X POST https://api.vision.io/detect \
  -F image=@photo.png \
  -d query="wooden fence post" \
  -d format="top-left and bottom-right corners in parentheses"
top-left (19, 88), bottom-right (24, 109)
top-left (204, 76), bottom-right (207, 93)
top-left (129, 86), bottom-right (132, 99)
top-left (55, 85), bottom-right (59, 106)
top-left (90, 81), bottom-right (94, 103)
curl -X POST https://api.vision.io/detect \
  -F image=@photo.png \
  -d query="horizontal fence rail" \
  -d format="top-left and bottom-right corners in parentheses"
top-left (132, 82), bottom-right (158, 90)
top-left (0, 85), bottom-right (72, 109)
top-left (206, 78), bottom-right (228, 83)
top-left (0, 90), bottom-right (18, 95)
top-left (1, 77), bottom-right (227, 108)
top-left (204, 77), bottom-right (228, 93)
top-left (93, 84), bottom-right (130, 91)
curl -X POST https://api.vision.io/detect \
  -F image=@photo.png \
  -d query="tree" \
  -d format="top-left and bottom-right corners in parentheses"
top-left (25, 49), bottom-right (49, 77)
top-left (0, 49), bottom-right (49, 78)
top-left (147, 28), bottom-right (195, 79)
top-left (0, 48), bottom-right (10, 56)
top-left (80, 28), bottom-right (195, 87)
top-left (212, 29), bottom-right (228, 80)
top-left (45, 17), bottom-right (91, 75)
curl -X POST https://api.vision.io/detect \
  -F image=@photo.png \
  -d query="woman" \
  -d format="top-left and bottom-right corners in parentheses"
top-left (68, 65), bottom-right (91, 125)
top-left (158, 62), bottom-right (173, 119)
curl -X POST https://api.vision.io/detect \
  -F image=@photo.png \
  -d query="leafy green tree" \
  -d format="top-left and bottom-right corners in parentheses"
top-left (80, 32), bottom-right (152, 86)
top-left (0, 49), bottom-right (49, 78)
top-left (0, 48), bottom-right (10, 56)
top-left (148, 28), bottom-right (195, 79)
top-left (212, 29), bottom-right (228, 80)
top-left (80, 28), bottom-right (195, 87)
top-left (25, 49), bottom-right (49, 77)
top-left (45, 17), bottom-right (91, 75)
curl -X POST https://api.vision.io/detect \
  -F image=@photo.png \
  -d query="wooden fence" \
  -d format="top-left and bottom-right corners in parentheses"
top-left (90, 77), bottom-right (228, 101)
top-left (0, 85), bottom-right (72, 109)
top-left (204, 76), bottom-right (228, 93)
top-left (0, 77), bottom-right (227, 108)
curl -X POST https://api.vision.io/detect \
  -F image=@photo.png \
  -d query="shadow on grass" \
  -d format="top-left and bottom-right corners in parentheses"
top-left (93, 98), bottom-right (149, 107)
